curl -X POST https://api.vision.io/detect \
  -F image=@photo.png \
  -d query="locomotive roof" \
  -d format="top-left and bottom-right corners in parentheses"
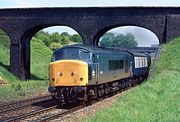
top-left (54, 44), bottom-right (148, 56)
top-left (54, 44), bottom-right (102, 52)
top-left (54, 44), bottom-right (127, 53)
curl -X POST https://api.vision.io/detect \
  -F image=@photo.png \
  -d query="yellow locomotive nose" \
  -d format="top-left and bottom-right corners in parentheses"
top-left (49, 60), bottom-right (88, 86)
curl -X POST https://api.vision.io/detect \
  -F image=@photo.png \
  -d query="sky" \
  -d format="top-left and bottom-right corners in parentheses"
top-left (0, 0), bottom-right (179, 47)
top-left (0, 0), bottom-right (179, 8)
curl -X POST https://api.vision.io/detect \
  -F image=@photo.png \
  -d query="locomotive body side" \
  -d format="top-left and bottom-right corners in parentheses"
top-left (91, 51), bottom-right (133, 85)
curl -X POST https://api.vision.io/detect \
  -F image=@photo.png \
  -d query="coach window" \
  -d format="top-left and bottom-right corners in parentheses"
top-left (143, 58), bottom-right (145, 67)
top-left (145, 58), bottom-right (147, 67)
top-left (138, 58), bottom-right (140, 68)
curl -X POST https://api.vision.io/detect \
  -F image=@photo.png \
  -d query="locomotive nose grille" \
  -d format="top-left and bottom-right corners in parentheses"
top-left (49, 60), bottom-right (88, 86)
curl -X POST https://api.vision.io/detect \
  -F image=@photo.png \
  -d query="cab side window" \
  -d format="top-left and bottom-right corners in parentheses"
top-left (51, 51), bottom-right (63, 61)
top-left (79, 49), bottom-right (90, 59)
top-left (109, 60), bottom-right (124, 70)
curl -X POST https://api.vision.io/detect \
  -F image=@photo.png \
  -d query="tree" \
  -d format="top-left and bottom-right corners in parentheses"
top-left (33, 30), bottom-right (82, 51)
top-left (50, 32), bottom-right (62, 43)
top-left (60, 36), bottom-right (70, 45)
top-left (70, 34), bottom-right (82, 43)
top-left (99, 32), bottom-right (138, 48)
top-left (61, 32), bottom-right (70, 37)
top-left (99, 33), bottom-right (115, 47)
top-left (34, 31), bottom-right (51, 47)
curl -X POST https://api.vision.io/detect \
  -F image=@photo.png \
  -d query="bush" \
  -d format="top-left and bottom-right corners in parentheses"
top-left (49, 42), bottom-right (62, 51)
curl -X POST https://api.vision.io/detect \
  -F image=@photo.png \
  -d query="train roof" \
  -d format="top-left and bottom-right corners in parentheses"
top-left (54, 44), bottom-right (148, 56)
top-left (54, 44), bottom-right (128, 53)
top-left (62, 44), bottom-right (101, 52)
top-left (129, 51), bottom-right (148, 57)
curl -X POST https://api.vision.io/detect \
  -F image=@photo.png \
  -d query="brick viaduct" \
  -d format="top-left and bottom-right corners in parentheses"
top-left (0, 7), bottom-right (179, 80)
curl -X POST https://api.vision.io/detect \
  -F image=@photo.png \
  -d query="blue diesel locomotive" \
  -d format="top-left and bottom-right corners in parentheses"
top-left (48, 44), bottom-right (151, 103)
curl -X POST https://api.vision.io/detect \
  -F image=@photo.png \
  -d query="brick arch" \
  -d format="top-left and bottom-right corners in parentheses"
top-left (21, 24), bottom-right (83, 44)
top-left (21, 25), bottom-right (83, 79)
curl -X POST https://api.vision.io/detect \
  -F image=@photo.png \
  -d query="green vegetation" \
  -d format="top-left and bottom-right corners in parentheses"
top-left (0, 29), bottom-right (82, 103)
top-left (86, 37), bottom-right (180, 122)
top-left (30, 37), bottom-right (52, 79)
top-left (35, 31), bottom-right (82, 51)
top-left (0, 30), bottom-right (52, 103)
top-left (99, 32), bottom-right (138, 48)
top-left (0, 30), bottom-right (11, 82)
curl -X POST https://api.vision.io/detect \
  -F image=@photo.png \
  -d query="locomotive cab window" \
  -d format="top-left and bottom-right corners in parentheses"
top-left (79, 49), bottom-right (90, 60)
top-left (52, 48), bottom-right (91, 62)
top-left (51, 48), bottom-right (79, 61)
top-left (51, 51), bottom-right (63, 62)
top-left (64, 48), bottom-right (79, 59)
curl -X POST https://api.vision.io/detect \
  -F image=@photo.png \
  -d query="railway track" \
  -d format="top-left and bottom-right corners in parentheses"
top-left (34, 78), bottom-right (143, 122)
top-left (1, 102), bottom-right (83, 122)
top-left (0, 94), bottom-right (57, 122)
top-left (0, 77), bottom-right (143, 122)
top-left (3, 105), bottom-right (59, 122)
top-left (36, 105), bottom-right (84, 122)
top-left (0, 94), bottom-right (52, 114)
top-left (33, 90), bottom-right (129, 122)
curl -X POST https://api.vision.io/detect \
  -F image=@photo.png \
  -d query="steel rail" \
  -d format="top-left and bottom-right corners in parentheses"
top-left (37, 105), bottom-right (84, 122)
top-left (0, 94), bottom-right (52, 114)
top-left (2, 105), bottom-right (58, 122)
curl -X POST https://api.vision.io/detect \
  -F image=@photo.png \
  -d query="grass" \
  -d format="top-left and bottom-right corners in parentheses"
top-left (30, 37), bottom-right (52, 80)
top-left (0, 81), bottom-right (48, 103)
top-left (86, 37), bottom-right (180, 122)
top-left (0, 30), bottom-right (52, 103)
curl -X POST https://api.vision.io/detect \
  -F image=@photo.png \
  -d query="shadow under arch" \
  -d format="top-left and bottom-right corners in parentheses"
top-left (93, 25), bottom-right (160, 47)
top-left (21, 24), bottom-right (83, 80)
top-left (0, 28), bottom-right (11, 71)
